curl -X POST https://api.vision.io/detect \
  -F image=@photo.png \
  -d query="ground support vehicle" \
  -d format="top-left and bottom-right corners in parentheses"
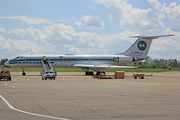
top-left (0, 68), bottom-right (11, 81)
top-left (42, 71), bottom-right (56, 80)
top-left (133, 74), bottom-right (144, 79)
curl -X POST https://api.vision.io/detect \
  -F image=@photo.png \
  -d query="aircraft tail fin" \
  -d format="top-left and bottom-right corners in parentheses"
top-left (115, 35), bottom-right (174, 56)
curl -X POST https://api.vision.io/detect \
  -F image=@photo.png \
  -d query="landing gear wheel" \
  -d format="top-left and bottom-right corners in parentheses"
top-left (90, 71), bottom-right (94, 75)
top-left (22, 72), bottom-right (26, 76)
top-left (96, 71), bottom-right (100, 76)
top-left (85, 71), bottom-right (94, 75)
top-left (85, 71), bottom-right (90, 75)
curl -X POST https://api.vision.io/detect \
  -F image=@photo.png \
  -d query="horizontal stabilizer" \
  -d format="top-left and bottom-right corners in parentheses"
top-left (130, 35), bottom-right (174, 39)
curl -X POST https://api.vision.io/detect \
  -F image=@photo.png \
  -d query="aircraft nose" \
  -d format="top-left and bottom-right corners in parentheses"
top-left (4, 61), bottom-right (9, 66)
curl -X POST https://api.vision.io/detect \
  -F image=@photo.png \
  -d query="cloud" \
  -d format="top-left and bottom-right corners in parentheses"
top-left (0, 15), bottom-right (52, 24)
top-left (9, 28), bottom-right (26, 37)
top-left (0, 35), bottom-right (11, 50)
top-left (0, 24), bottom-right (139, 57)
top-left (95, 0), bottom-right (165, 31)
top-left (148, 27), bottom-right (180, 57)
top-left (147, 0), bottom-right (162, 12)
top-left (25, 27), bottom-right (47, 40)
top-left (57, 19), bottom-right (66, 21)
top-left (165, 2), bottom-right (180, 31)
top-left (0, 34), bottom-right (54, 58)
top-left (152, 38), bottom-right (180, 51)
top-left (88, 4), bottom-right (97, 10)
top-left (1, 23), bottom-right (179, 59)
top-left (74, 15), bottom-right (105, 29)
top-left (148, 0), bottom-right (180, 32)
top-left (0, 27), bottom-right (6, 33)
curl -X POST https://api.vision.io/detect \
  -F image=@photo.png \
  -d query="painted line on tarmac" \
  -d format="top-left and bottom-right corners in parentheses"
top-left (4, 83), bottom-right (8, 86)
top-left (11, 86), bottom-right (16, 88)
top-left (0, 95), bottom-right (69, 120)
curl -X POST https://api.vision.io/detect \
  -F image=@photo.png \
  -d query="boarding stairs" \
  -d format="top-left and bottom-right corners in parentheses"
top-left (42, 59), bottom-right (53, 71)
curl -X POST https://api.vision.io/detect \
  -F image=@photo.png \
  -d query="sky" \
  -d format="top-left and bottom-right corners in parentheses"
top-left (0, 0), bottom-right (180, 60)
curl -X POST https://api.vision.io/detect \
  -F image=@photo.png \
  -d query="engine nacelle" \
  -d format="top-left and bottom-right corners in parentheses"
top-left (113, 56), bottom-right (137, 62)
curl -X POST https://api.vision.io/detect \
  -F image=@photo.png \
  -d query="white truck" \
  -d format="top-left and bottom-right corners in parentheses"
top-left (42, 71), bottom-right (56, 80)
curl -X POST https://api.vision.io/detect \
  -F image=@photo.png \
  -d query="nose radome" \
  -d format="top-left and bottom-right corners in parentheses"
top-left (4, 61), bottom-right (9, 66)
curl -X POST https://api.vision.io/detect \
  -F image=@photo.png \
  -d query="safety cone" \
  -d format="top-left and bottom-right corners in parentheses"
top-left (151, 73), bottom-right (153, 76)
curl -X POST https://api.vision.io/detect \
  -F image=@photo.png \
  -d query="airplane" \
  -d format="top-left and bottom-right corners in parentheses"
top-left (4, 35), bottom-right (174, 76)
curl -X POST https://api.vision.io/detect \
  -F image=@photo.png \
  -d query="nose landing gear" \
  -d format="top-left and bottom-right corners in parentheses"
top-left (22, 69), bottom-right (26, 76)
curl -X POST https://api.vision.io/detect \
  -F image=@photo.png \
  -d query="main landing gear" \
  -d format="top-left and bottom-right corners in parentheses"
top-left (82, 69), bottom-right (106, 76)
top-left (85, 71), bottom-right (94, 75)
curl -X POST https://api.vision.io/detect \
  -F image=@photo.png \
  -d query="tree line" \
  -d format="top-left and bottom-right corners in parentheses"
top-left (0, 58), bottom-right (8, 66)
top-left (134, 58), bottom-right (180, 69)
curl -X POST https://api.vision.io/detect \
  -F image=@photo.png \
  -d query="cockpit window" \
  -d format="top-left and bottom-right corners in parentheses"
top-left (15, 56), bottom-right (21, 60)
top-left (10, 56), bottom-right (21, 61)
top-left (15, 56), bottom-right (23, 59)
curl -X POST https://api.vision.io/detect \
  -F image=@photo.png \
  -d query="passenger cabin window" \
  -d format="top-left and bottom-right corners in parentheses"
top-left (78, 58), bottom-right (81, 62)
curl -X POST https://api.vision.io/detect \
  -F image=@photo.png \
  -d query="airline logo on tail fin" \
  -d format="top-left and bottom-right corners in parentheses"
top-left (115, 35), bottom-right (174, 56)
top-left (138, 41), bottom-right (146, 51)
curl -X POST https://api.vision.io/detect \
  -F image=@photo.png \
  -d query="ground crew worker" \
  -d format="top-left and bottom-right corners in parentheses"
top-left (43, 56), bottom-right (46, 64)
top-left (54, 68), bottom-right (57, 76)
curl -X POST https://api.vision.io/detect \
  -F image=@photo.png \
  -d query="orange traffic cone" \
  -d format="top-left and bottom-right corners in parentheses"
top-left (151, 73), bottom-right (153, 76)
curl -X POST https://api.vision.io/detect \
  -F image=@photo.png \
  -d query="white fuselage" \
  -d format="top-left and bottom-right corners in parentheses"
top-left (6, 54), bottom-right (136, 69)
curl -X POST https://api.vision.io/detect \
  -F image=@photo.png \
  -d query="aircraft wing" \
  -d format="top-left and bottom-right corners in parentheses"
top-left (68, 63), bottom-right (139, 69)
